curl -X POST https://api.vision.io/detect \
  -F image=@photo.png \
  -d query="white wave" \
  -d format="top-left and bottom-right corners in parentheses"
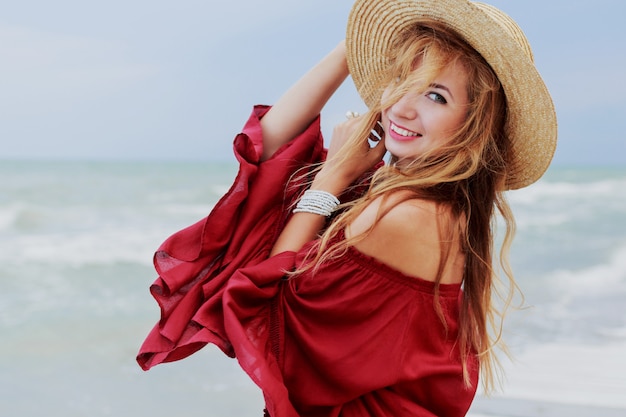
top-left (0, 227), bottom-right (169, 267)
top-left (0, 200), bottom-right (219, 267)
top-left (509, 177), bottom-right (626, 206)
top-left (514, 211), bottom-right (573, 229)
top-left (517, 244), bottom-right (626, 349)
top-left (549, 244), bottom-right (626, 296)
top-left (506, 176), bottom-right (626, 230)
top-left (0, 205), bottom-right (17, 231)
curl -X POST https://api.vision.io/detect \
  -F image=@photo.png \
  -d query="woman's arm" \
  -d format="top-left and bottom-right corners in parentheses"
top-left (270, 116), bottom-right (386, 256)
top-left (260, 41), bottom-right (349, 161)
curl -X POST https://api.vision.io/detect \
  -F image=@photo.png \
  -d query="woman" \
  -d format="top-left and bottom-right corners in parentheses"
top-left (137, 0), bottom-right (557, 416)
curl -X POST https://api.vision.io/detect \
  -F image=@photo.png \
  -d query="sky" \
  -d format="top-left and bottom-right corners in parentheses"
top-left (1, 0), bottom-right (625, 166)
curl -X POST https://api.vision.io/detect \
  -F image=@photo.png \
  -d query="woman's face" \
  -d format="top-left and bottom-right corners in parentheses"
top-left (380, 60), bottom-right (470, 163)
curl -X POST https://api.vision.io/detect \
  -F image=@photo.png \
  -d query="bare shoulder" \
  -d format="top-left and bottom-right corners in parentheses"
top-left (347, 192), bottom-right (464, 284)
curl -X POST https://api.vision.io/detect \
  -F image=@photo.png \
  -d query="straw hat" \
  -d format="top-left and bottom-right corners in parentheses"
top-left (346, 0), bottom-right (557, 190)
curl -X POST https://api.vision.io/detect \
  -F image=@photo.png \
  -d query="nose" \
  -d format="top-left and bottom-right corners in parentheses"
top-left (389, 91), bottom-right (419, 120)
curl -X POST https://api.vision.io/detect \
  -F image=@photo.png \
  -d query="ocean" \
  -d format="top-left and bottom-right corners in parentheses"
top-left (1, 160), bottom-right (625, 416)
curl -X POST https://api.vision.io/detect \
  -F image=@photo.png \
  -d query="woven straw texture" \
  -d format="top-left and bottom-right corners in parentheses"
top-left (346, 0), bottom-right (557, 190)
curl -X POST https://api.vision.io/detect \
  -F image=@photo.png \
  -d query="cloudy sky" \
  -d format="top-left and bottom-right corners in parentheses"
top-left (1, 0), bottom-right (625, 166)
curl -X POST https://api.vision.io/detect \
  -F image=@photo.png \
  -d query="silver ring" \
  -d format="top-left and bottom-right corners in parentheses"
top-left (345, 111), bottom-right (360, 120)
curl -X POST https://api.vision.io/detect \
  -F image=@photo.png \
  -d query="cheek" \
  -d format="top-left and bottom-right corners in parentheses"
top-left (436, 111), bottom-right (467, 134)
top-left (452, 111), bottom-right (468, 132)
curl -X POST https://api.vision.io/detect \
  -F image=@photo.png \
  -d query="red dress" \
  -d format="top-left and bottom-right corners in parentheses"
top-left (137, 106), bottom-right (478, 417)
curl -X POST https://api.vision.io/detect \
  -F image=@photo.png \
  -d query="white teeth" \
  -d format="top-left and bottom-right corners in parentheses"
top-left (390, 123), bottom-right (419, 137)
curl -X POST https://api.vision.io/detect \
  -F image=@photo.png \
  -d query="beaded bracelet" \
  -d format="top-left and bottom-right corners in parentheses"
top-left (293, 189), bottom-right (340, 217)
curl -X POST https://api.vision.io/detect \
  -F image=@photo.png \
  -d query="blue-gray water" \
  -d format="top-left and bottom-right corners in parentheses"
top-left (1, 160), bottom-right (625, 416)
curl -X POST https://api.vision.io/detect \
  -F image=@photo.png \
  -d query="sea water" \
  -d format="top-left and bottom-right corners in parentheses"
top-left (1, 160), bottom-right (625, 416)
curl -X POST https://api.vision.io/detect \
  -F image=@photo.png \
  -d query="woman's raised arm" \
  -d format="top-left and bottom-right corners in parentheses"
top-left (260, 41), bottom-right (349, 161)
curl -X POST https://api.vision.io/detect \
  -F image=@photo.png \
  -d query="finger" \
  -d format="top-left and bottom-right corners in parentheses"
top-left (368, 123), bottom-right (384, 147)
top-left (365, 135), bottom-right (387, 165)
top-left (373, 120), bottom-right (384, 137)
top-left (372, 136), bottom-right (387, 157)
top-left (368, 129), bottom-right (382, 143)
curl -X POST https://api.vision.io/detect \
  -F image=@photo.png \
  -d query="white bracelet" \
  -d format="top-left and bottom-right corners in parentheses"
top-left (293, 189), bottom-right (340, 217)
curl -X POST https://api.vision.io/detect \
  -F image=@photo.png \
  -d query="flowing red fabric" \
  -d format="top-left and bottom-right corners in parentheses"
top-left (137, 106), bottom-right (478, 417)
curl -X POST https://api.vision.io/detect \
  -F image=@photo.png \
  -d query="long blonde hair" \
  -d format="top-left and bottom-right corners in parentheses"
top-left (296, 21), bottom-right (520, 393)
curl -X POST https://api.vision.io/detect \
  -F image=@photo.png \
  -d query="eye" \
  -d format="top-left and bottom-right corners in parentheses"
top-left (427, 92), bottom-right (447, 104)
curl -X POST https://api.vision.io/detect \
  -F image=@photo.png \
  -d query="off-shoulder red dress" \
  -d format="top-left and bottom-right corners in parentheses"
top-left (137, 106), bottom-right (479, 417)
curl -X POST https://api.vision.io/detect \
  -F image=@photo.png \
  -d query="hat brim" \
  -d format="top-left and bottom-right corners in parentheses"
top-left (346, 0), bottom-right (557, 190)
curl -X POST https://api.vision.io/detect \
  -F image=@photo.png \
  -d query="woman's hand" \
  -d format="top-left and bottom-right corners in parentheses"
top-left (270, 115), bottom-right (385, 257)
top-left (312, 116), bottom-right (386, 195)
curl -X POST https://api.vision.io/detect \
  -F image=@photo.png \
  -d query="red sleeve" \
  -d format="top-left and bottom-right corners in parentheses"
top-left (136, 105), bottom-right (325, 371)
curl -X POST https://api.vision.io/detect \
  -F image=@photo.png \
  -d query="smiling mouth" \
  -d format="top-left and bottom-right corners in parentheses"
top-left (390, 122), bottom-right (420, 138)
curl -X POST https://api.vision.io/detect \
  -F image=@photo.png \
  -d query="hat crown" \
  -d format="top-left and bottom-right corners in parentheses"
top-left (474, 2), bottom-right (534, 63)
